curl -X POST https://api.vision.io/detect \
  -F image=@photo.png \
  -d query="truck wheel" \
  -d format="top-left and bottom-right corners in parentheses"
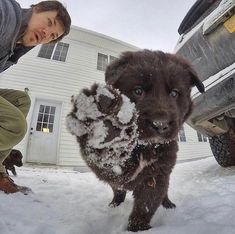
top-left (209, 133), bottom-right (235, 167)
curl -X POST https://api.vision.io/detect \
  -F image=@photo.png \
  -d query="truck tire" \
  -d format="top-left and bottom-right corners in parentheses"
top-left (209, 133), bottom-right (235, 167)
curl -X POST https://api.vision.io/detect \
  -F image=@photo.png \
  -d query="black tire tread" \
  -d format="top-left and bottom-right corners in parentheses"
top-left (209, 133), bottom-right (235, 167)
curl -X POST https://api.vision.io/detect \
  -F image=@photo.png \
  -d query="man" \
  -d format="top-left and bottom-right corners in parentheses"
top-left (0, 0), bottom-right (71, 194)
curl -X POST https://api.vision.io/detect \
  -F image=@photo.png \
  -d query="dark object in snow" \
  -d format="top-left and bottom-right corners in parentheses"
top-left (3, 149), bottom-right (23, 176)
top-left (66, 49), bottom-right (204, 232)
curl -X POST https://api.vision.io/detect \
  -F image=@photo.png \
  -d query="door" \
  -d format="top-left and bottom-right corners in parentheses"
top-left (27, 99), bottom-right (62, 164)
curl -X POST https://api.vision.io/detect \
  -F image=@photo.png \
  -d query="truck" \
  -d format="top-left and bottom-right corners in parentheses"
top-left (175, 0), bottom-right (235, 167)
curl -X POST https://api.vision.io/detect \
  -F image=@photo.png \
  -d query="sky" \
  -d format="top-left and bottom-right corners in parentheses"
top-left (16, 0), bottom-right (196, 52)
top-left (1, 157), bottom-right (235, 234)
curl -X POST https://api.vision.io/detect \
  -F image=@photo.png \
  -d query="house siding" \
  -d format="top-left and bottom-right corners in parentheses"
top-left (177, 124), bottom-right (212, 161)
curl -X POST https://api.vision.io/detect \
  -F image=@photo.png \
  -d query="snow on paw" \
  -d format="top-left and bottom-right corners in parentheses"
top-left (66, 83), bottom-right (140, 172)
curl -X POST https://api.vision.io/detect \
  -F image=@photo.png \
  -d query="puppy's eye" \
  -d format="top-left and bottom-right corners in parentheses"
top-left (133, 87), bottom-right (144, 96)
top-left (169, 89), bottom-right (179, 98)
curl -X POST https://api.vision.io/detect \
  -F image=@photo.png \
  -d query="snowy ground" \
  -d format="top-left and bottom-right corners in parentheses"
top-left (1, 157), bottom-right (235, 234)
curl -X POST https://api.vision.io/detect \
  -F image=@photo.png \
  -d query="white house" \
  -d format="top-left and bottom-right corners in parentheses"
top-left (0, 26), bottom-right (212, 167)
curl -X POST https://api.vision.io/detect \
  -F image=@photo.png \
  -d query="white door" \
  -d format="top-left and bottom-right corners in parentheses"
top-left (27, 99), bottom-right (61, 164)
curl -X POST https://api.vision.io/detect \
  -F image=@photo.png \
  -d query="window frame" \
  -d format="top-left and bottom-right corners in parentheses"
top-left (177, 126), bottom-right (187, 142)
top-left (197, 132), bottom-right (208, 142)
top-left (97, 53), bottom-right (108, 71)
top-left (97, 53), bottom-right (118, 71)
top-left (36, 105), bottom-right (56, 133)
top-left (38, 42), bottom-right (69, 62)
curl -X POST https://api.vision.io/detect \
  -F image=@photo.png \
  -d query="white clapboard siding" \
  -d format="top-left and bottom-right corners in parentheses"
top-left (0, 26), bottom-right (212, 166)
top-left (177, 124), bottom-right (213, 161)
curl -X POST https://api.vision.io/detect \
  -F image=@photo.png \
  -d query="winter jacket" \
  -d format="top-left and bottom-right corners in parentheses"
top-left (0, 0), bottom-right (33, 73)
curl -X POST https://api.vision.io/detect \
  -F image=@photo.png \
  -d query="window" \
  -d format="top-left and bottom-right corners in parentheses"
top-left (36, 105), bottom-right (56, 133)
top-left (97, 53), bottom-right (108, 71)
top-left (52, 42), bottom-right (69, 62)
top-left (97, 53), bottom-right (118, 71)
top-left (38, 44), bottom-right (55, 59)
top-left (38, 42), bottom-right (69, 62)
top-left (177, 126), bottom-right (186, 142)
top-left (197, 132), bottom-right (208, 142)
top-left (109, 55), bottom-right (118, 64)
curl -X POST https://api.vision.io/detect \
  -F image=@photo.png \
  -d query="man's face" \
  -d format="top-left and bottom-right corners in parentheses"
top-left (20, 10), bottom-right (65, 46)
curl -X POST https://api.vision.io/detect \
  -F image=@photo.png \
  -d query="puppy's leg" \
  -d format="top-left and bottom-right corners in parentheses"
top-left (11, 166), bottom-right (17, 176)
top-left (127, 175), bottom-right (169, 232)
top-left (109, 187), bottom-right (126, 207)
top-left (162, 194), bottom-right (176, 209)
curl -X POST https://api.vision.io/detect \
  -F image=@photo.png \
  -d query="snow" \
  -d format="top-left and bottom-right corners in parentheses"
top-left (73, 93), bottom-right (103, 121)
top-left (87, 121), bottom-right (109, 149)
top-left (117, 94), bottom-right (136, 124)
top-left (1, 157), bottom-right (235, 234)
top-left (96, 84), bottom-right (115, 100)
top-left (65, 116), bottom-right (87, 137)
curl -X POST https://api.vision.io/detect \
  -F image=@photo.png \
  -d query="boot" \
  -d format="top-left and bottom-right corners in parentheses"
top-left (0, 172), bottom-right (32, 195)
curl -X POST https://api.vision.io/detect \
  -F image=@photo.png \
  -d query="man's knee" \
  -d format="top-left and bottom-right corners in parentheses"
top-left (12, 112), bottom-right (28, 137)
top-left (0, 89), bottom-right (31, 117)
top-left (15, 91), bottom-right (31, 117)
top-left (0, 111), bottom-right (27, 150)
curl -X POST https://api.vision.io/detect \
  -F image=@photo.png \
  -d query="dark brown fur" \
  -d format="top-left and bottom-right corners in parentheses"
top-left (72, 50), bottom-right (204, 231)
top-left (3, 149), bottom-right (23, 176)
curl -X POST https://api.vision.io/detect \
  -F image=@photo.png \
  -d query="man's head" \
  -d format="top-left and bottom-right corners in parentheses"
top-left (19, 0), bottom-right (71, 47)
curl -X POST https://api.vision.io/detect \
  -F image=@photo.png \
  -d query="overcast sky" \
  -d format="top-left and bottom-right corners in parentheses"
top-left (17, 0), bottom-right (196, 52)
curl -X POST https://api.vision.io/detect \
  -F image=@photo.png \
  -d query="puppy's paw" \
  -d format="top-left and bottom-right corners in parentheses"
top-left (109, 201), bottom-right (121, 208)
top-left (67, 83), bottom-right (139, 142)
top-left (11, 166), bottom-right (17, 176)
top-left (109, 190), bottom-right (126, 207)
top-left (66, 83), bottom-right (139, 169)
top-left (127, 221), bottom-right (151, 232)
top-left (162, 197), bottom-right (176, 209)
top-left (95, 85), bottom-right (137, 125)
top-left (95, 86), bottom-right (122, 115)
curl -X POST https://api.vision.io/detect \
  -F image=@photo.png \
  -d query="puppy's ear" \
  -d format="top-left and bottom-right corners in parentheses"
top-left (105, 52), bottom-right (133, 85)
top-left (171, 54), bottom-right (205, 93)
top-left (189, 68), bottom-right (205, 93)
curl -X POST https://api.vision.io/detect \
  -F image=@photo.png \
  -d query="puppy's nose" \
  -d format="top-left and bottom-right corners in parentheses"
top-left (152, 120), bottom-right (169, 134)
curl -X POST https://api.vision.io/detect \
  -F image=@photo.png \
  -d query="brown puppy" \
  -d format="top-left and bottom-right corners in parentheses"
top-left (3, 149), bottom-right (23, 176)
top-left (67, 50), bottom-right (204, 232)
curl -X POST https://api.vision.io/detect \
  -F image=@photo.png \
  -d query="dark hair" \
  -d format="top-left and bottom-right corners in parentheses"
top-left (31, 0), bottom-right (71, 43)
